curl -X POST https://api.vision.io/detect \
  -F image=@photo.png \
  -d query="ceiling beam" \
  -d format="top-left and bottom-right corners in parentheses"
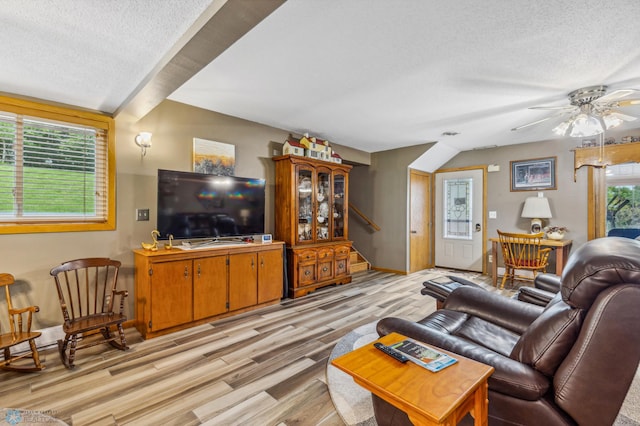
top-left (116, 0), bottom-right (286, 119)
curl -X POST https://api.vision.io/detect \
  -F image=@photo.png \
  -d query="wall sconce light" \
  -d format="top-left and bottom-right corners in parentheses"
top-left (135, 132), bottom-right (152, 156)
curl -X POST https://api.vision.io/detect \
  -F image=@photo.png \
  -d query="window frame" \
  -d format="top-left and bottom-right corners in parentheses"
top-left (0, 95), bottom-right (116, 234)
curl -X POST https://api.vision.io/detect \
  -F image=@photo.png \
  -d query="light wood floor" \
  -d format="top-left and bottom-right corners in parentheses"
top-left (0, 268), bottom-right (499, 426)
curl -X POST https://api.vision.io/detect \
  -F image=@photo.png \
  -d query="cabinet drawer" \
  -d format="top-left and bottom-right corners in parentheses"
top-left (334, 245), bottom-right (350, 259)
top-left (297, 250), bottom-right (317, 264)
top-left (317, 247), bottom-right (334, 260)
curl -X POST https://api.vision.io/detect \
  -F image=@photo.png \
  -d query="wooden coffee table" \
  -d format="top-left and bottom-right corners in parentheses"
top-left (331, 332), bottom-right (494, 426)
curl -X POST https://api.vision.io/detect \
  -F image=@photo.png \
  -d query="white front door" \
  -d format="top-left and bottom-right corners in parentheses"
top-left (434, 169), bottom-right (484, 271)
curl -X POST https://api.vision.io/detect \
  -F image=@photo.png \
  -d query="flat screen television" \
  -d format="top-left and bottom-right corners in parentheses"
top-left (157, 169), bottom-right (266, 240)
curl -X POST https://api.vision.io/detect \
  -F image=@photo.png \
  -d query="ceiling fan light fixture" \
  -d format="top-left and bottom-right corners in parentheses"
top-left (568, 113), bottom-right (604, 137)
top-left (552, 120), bottom-right (571, 136)
top-left (602, 113), bottom-right (623, 129)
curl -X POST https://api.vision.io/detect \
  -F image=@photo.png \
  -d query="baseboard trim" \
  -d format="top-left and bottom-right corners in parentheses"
top-left (371, 266), bottom-right (407, 275)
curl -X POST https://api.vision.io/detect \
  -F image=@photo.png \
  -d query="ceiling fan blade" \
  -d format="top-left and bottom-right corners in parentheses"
top-left (615, 98), bottom-right (640, 107)
top-left (511, 115), bottom-right (558, 131)
top-left (596, 89), bottom-right (639, 103)
top-left (609, 111), bottom-right (638, 121)
top-left (529, 105), bottom-right (576, 111)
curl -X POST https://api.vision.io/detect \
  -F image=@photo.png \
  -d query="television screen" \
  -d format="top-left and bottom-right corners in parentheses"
top-left (157, 169), bottom-right (265, 240)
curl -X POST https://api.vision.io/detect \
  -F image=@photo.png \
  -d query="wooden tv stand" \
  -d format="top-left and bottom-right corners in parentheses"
top-left (133, 241), bottom-right (284, 339)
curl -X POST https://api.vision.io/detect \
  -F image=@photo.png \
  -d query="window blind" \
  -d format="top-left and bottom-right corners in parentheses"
top-left (0, 112), bottom-right (108, 223)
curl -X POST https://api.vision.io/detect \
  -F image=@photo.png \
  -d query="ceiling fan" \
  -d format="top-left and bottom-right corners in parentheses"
top-left (512, 85), bottom-right (640, 137)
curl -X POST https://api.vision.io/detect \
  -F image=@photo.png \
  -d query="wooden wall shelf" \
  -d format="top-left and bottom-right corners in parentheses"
top-left (573, 141), bottom-right (640, 179)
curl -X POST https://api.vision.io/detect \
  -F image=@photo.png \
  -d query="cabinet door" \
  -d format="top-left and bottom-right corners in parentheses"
top-left (317, 247), bottom-right (334, 281)
top-left (332, 170), bottom-right (347, 240)
top-left (316, 167), bottom-right (332, 242)
top-left (229, 252), bottom-right (258, 310)
top-left (193, 255), bottom-right (228, 320)
top-left (150, 260), bottom-right (193, 331)
top-left (334, 245), bottom-right (351, 278)
top-left (296, 166), bottom-right (315, 244)
top-left (258, 248), bottom-right (283, 303)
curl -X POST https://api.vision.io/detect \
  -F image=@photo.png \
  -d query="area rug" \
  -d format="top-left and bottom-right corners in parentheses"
top-left (327, 321), bottom-right (379, 426)
top-left (327, 300), bottom-right (640, 426)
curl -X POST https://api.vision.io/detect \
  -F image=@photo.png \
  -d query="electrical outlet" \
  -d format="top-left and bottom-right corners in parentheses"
top-left (136, 208), bottom-right (149, 221)
top-left (488, 254), bottom-right (493, 263)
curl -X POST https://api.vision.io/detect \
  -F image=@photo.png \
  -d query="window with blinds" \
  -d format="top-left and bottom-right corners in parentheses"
top-left (0, 96), bottom-right (115, 233)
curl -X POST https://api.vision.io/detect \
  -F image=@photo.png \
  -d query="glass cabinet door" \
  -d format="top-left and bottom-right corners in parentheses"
top-left (316, 169), bottom-right (331, 241)
top-left (297, 168), bottom-right (313, 243)
top-left (332, 171), bottom-right (346, 239)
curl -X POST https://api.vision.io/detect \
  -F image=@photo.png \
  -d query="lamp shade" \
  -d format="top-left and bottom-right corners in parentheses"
top-left (521, 196), bottom-right (552, 219)
top-left (521, 196), bottom-right (552, 233)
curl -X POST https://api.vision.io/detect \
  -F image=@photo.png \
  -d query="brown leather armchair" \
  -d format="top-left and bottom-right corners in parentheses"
top-left (375, 237), bottom-right (640, 425)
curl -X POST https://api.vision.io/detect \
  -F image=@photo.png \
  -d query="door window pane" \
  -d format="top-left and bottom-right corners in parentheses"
top-left (443, 178), bottom-right (472, 240)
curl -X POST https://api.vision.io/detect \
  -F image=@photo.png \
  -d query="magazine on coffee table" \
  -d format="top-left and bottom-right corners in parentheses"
top-left (389, 338), bottom-right (457, 372)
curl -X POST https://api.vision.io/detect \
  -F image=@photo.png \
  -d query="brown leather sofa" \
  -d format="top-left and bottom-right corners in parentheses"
top-left (375, 237), bottom-right (640, 425)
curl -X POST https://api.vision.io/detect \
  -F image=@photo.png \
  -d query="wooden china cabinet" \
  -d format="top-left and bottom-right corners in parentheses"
top-left (273, 155), bottom-right (353, 298)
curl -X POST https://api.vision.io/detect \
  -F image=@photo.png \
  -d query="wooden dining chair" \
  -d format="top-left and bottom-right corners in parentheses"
top-left (497, 230), bottom-right (552, 289)
top-left (50, 258), bottom-right (128, 369)
top-left (0, 273), bottom-right (45, 372)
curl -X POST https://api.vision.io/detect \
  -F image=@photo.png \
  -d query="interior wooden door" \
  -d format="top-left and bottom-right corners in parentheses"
top-left (410, 170), bottom-right (433, 272)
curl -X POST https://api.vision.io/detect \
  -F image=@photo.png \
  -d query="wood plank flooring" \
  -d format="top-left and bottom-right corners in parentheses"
top-left (0, 269), bottom-right (499, 426)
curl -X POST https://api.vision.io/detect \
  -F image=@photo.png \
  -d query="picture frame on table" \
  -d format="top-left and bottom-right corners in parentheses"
top-left (510, 156), bottom-right (557, 191)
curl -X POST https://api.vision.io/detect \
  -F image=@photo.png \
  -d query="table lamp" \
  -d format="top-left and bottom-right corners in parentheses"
top-left (521, 193), bottom-right (552, 233)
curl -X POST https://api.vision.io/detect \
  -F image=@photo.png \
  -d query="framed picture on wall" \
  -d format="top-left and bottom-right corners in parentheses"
top-left (510, 156), bottom-right (557, 191)
top-left (192, 138), bottom-right (235, 175)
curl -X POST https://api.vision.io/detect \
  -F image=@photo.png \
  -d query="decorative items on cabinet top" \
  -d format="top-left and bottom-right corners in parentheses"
top-left (134, 240), bottom-right (284, 258)
top-left (282, 134), bottom-right (342, 163)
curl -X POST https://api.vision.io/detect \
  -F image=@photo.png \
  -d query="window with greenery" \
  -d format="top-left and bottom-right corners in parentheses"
top-left (0, 96), bottom-right (115, 234)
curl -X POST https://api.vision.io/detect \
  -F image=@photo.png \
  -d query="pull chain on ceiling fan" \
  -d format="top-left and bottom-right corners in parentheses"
top-left (512, 85), bottom-right (640, 137)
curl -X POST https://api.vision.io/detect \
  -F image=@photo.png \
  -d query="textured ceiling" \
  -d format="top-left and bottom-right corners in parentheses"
top-left (0, 0), bottom-right (214, 112)
top-left (3, 0), bottom-right (640, 156)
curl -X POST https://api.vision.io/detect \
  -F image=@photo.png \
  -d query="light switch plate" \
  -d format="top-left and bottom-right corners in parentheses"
top-left (136, 208), bottom-right (150, 221)
top-left (489, 211), bottom-right (497, 219)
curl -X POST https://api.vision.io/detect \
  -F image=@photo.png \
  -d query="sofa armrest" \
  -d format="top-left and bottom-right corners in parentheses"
top-left (444, 286), bottom-right (544, 334)
top-left (376, 317), bottom-right (550, 400)
top-left (533, 273), bottom-right (561, 293)
top-left (517, 286), bottom-right (556, 306)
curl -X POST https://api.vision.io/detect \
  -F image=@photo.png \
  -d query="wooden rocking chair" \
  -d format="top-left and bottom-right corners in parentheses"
top-left (497, 230), bottom-right (551, 289)
top-left (0, 273), bottom-right (45, 372)
top-left (50, 258), bottom-right (128, 369)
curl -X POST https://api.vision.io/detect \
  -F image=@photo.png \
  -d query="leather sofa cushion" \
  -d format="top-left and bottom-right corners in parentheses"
top-left (562, 237), bottom-right (640, 309)
top-left (511, 297), bottom-right (584, 376)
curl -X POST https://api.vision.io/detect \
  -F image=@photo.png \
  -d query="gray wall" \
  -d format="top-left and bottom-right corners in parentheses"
top-left (1, 95), bottom-right (628, 333)
top-left (1, 99), bottom-right (372, 332)
top-left (348, 138), bottom-right (594, 274)
top-left (442, 140), bottom-right (589, 271)
top-left (349, 143), bottom-right (435, 272)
